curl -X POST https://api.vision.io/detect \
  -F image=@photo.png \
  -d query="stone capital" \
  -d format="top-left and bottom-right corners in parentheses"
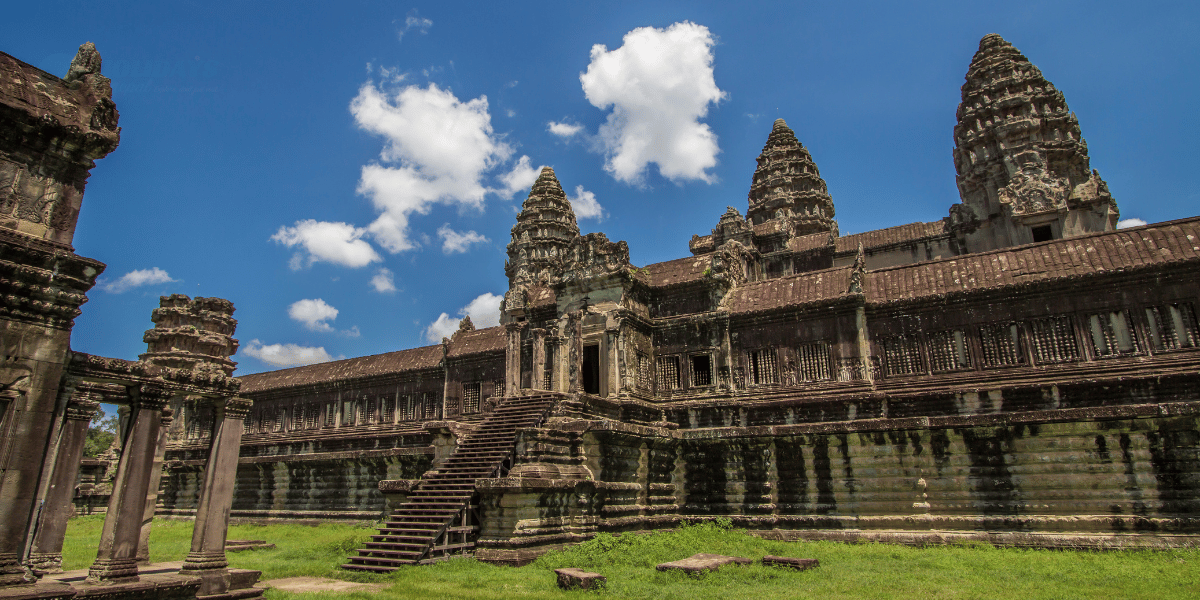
top-left (133, 384), bottom-right (173, 410)
top-left (505, 321), bottom-right (528, 334)
top-left (65, 395), bottom-right (101, 422)
top-left (219, 396), bottom-right (253, 420)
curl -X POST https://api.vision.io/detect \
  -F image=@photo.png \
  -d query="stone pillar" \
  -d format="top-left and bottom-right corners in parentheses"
top-left (605, 317), bottom-right (622, 397)
top-left (531, 328), bottom-right (547, 391)
top-left (504, 322), bottom-right (526, 396)
top-left (26, 389), bottom-right (100, 573)
top-left (568, 312), bottom-right (583, 394)
top-left (136, 405), bottom-right (174, 564)
top-left (87, 384), bottom-right (171, 583)
top-left (180, 397), bottom-right (251, 596)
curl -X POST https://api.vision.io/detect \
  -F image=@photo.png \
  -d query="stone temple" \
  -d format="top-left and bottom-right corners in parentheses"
top-left (0, 32), bottom-right (1197, 589)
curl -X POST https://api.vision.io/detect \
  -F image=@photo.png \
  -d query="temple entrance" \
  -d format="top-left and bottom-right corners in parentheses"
top-left (582, 344), bottom-right (600, 395)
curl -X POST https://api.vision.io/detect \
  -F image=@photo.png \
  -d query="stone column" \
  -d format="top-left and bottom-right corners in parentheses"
top-left (504, 322), bottom-right (526, 396)
top-left (135, 405), bottom-right (174, 564)
top-left (26, 388), bottom-right (100, 573)
top-left (87, 384), bottom-right (171, 583)
top-left (605, 317), bottom-right (622, 397)
top-left (180, 397), bottom-right (251, 596)
top-left (531, 328), bottom-right (547, 391)
top-left (568, 312), bottom-right (583, 393)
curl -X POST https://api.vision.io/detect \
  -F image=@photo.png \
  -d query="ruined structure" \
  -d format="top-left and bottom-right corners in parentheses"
top-left (154, 34), bottom-right (1198, 569)
top-left (0, 46), bottom-right (260, 599)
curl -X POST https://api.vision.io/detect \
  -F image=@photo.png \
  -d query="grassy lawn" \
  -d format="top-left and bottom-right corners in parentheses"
top-left (62, 516), bottom-right (1198, 599)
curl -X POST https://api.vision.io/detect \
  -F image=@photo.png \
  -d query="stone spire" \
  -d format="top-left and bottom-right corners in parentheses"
top-left (746, 118), bottom-right (835, 234)
top-left (140, 295), bottom-right (239, 376)
top-left (505, 167), bottom-right (580, 288)
top-left (951, 34), bottom-right (1117, 248)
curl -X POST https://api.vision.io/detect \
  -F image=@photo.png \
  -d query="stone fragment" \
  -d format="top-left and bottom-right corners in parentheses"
top-left (225, 540), bottom-right (276, 552)
top-left (762, 556), bottom-right (819, 570)
top-left (554, 568), bottom-right (607, 590)
top-left (655, 553), bottom-right (752, 574)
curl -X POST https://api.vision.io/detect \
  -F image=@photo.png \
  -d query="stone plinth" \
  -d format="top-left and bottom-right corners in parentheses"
top-left (656, 554), bottom-right (751, 574)
top-left (554, 568), bottom-right (606, 590)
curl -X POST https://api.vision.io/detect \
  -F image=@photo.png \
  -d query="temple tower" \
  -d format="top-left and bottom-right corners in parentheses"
top-left (140, 294), bottom-right (239, 376)
top-left (950, 33), bottom-right (1119, 252)
top-left (504, 167), bottom-right (580, 289)
top-left (746, 118), bottom-right (835, 233)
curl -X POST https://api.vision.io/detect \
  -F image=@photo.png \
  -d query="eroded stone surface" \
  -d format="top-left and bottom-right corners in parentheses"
top-left (762, 556), bottom-right (819, 570)
top-left (554, 568), bottom-right (606, 590)
top-left (656, 554), bottom-right (752, 574)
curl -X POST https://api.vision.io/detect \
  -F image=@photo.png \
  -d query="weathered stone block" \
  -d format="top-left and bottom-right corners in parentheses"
top-left (656, 553), bottom-right (752, 574)
top-left (762, 555), bottom-right (819, 570)
top-left (554, 568), bottom-right (606, 590)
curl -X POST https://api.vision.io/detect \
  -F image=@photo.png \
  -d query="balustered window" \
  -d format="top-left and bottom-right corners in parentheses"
top-left (543, 345), bottom-right (554, 389)
top-left (690, 353), bottom-right (713, 387)
top-left (657, 356), bottom-right (681, 390)
top-left (342, 401), bottom-right (355, 426)
top-left (1146, 302), bottom-right (1200, 351)
top-left (929, 330), bottom-right (970, 372)
top-left (1088, 311), bottom-right (1138, 356)
top-left (493, 380), bottom-right (505, 399)
top-left (636, 352), bottom-right (653, 390)
top-left (381, 397), bottom-right (394, 424)
top-left (242, 413), bottom-right (253, 434)
top-left (324, 402), bottom-right (336, 427)
top-left (463, 382), bottom-right (481, 414)
top-left (980, 323), bottom-right (1024, 367)
top-left (747, 349), bottom-right (778, 385)
top-left (1030, 315), bottom-right (1078, 364)
top-left (273, 408), bottom-right (286, 432)
top-left (797, 341), bottom-right (832, 381)
top-left (883, 336), bottom-right (924, 376)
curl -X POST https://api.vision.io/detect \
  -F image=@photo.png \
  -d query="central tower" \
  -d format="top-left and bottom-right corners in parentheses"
top-left (746, 118), bottom-right (836, 234)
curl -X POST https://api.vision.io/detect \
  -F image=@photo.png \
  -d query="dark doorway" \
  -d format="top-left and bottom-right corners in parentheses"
top-left (582, 344), bottom-right (601, 395)
top-left (1031, 225), bottom-right (1053, 243)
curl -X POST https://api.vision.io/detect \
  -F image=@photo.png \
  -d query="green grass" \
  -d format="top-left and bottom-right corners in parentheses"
top-left (62, 516), bottom-right (1198, 599)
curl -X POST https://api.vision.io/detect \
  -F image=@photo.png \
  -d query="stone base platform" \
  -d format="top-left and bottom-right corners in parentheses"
top-left (38, 562), bottom-right (264, 600)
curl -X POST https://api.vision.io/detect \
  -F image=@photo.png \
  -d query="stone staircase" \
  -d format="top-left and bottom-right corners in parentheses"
top-left (341, 393), bottom-right (560, 571)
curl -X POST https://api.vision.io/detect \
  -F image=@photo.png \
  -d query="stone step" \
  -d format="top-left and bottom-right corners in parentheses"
top-left (340, 563), bottom-right (398, 572)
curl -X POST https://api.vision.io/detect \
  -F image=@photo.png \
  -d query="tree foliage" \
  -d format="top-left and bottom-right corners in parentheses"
top-left (82, 406), bottom-right (119, 458)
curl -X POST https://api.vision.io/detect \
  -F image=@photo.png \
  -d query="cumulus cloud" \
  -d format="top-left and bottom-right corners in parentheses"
top-left (351, 82), bottom-right (520, 252)
top-left (397, 9), bottom-right (432, 42)
top-left (423, 292), bottom-right (503, 342)
top-left (497, 155), bottom-right (541, 199)
top-left (437, 224), bottom-right (489, 254)
top-left (99, 267), bottom-right (177, 293)
top-left (288, 298), bottom-right (339, 332)
top-left (370, 267), bottom-right (397, 293)
top-left (1117, 218), bottom-right (1148, 229)
top-left (242, 339), bottom-right (333, 368)
top-left (272, 220), bottom-right (381, 269)
top-left (548, 120), bottom-right (584, 138)
top-left (569, 185), bottom-right (604, 220)
top-left (580, 21), bottom-right (726, 184)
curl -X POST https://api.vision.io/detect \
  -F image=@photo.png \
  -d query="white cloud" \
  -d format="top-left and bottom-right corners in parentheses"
top-left (569, 185), bottom-right (604, 220)
top-left (242, 339), bottom-right (334, 368)
top-left (548, 120), bottom-right (584, 138)
top-left (497, 155), bottom-right (541, 199)
top-left (99, 267), bottom-right (177, 293)
top-left (288, 298), bottom-right (339, 332)
top-left (580, 21), bottom-right (726, 184)
top-left (1117, 218), bottom-right (1148, 229)
top-left (370, 267), bottom-right (397, 293)
top-left (423, 291), bottom-right (503, 342)
top-left (351, 82), bottom-right (518, 252)
top-left (397, 10), bottom-right (432, 42)
top-left (272, 220), bottom-right (381, 269)
top-left (437, 224), bottom-right (489, 254)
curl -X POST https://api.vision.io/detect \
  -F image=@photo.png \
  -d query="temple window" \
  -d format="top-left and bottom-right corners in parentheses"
top-left (690, 354), bottom-right (713, 387)
top-left (1145, 302), bottom-right (1200, 351)
top-left (980, 322), bottom-right (1024, 367)
top-left (882, 336), bottom-right (924, 376)
top-left (1029, 315), bottom-right (1078, 364)
top-left (1031, 224), bottom-right (1054, 243)
top-left (544, 345), bottom-right (555, 390)
top-left (796, 341), bottom-right (832, 381)
top-left (747, 349), bottom-right (778, 385)
top-left (636, 352), bottom-right (652, 390)
top-left (381, 397), bottom-right (394, 424)
top-left (657, 356), bottom-right (681, 391)
top-left (1088, 311), bottom-right (1137, 356)
top-left (463, 382), bottom-right (482, 414)
top-left (929, 330), bottom-right (970, 372)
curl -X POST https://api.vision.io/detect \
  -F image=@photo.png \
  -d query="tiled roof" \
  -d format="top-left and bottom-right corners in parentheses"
top-left (645, 253), bottom-right (712, 287)
top-left (238, 345), bottom-right (443, 393)
top-left (788, 232), bottom-right (834, 253)
top-left (729, 267), bottom-right (854, 314)
top-left (447, 326), bottom-right (505, 357)
top-left (836, 221), bottom-right (948, 253)
top-left (865, 218), bottom-right (1200, 303)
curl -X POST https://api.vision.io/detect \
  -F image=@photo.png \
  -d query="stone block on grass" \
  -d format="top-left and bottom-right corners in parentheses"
top-left (555, 568), bottom-right (606, 590)
top-left (656, 553), bottom-right (752, 574)
top-left (762, 555), bottom-right (819, 570)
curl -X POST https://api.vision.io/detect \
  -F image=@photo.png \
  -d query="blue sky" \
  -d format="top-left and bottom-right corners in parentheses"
top-left (8, 1), bottom-right (1199, 375)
